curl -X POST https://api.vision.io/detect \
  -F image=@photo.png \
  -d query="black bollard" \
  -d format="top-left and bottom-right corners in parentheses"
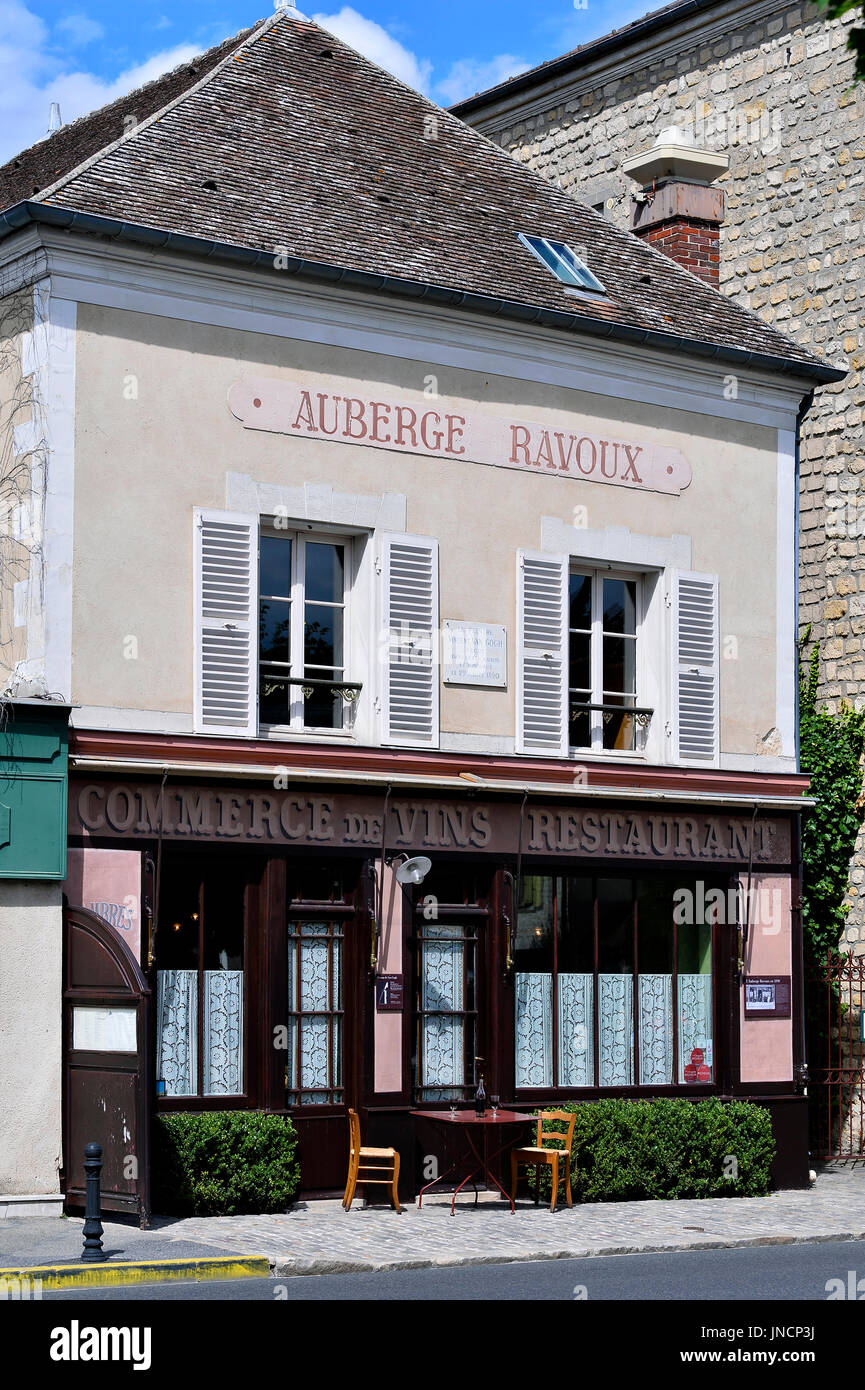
top-left (81, 1142), bottom-right (107, 1263)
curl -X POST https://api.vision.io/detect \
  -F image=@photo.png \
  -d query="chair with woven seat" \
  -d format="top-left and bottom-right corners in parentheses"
top-left (510, 1109), bottom-right (577, 1212)
top-left (342, 1108), bottom-right (401, 1213)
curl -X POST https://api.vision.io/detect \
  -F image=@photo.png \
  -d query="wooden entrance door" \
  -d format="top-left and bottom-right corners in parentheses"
top-left (63, 906), bottom-right (152, 1226)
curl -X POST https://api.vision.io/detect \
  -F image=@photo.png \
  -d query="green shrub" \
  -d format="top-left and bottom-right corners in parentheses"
top-left (154, 1111), bottom-right (300, 1217)
top-left (526, 1098), bottom-right (774, 1203)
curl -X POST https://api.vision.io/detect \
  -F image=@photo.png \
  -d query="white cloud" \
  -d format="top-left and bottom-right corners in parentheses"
top-left (55, 13), bottom-right (105, 48)
top-left (0, 1), bottom-right (199, 166)
top-left (435, 54), bottom-right (531, 107)
top-left (312, 6), bottom-right (433, 92)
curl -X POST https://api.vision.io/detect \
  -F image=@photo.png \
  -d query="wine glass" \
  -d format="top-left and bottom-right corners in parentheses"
top-left (491, 1094), bottom-right (500, 1115)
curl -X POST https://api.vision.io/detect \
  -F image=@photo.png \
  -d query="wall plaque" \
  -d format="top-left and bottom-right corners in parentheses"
top-left (375, 974), bottom-right (404, 1012)
top-left (744, 975), bottom-right (791, 1019)
top-left (442, 621), bottom-right (507, 687)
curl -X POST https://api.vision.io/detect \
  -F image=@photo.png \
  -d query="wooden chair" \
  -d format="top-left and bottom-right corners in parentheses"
top-left (342, 1109), bottom-right (401, 1213)
top-left (510, 1109), bottom-right (577, 1212)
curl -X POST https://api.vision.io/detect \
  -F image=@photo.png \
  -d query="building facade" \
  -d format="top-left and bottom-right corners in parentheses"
top-left (0, 6), bottom-right (841, 1207)
top-left (454, 0), bottom-right (865, 947)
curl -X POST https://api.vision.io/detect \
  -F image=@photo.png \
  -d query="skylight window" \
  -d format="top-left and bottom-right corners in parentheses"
top-left (519, 234), bottom-right (606, 295)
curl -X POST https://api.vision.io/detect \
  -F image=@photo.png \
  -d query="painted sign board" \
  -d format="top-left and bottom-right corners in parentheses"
top-left (228, 375), bottom-right (692, 496)
top-left (442, 621), bottom-right (507, 687)
top-left (69, 780), bottom-right (793, 866)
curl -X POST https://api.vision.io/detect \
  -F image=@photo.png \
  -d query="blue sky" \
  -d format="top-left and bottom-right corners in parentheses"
top-left (0, 0), bottom-right (653, 162)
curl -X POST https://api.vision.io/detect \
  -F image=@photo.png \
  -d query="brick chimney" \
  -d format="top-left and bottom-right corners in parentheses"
top-left (623, 126), bottom-right (729, 289)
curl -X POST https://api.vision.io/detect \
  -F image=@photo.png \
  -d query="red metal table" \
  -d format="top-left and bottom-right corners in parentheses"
top-left (411, 1110), bottom-right (532, 1214)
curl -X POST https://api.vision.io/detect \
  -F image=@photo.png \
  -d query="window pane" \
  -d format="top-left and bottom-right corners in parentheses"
top-left (515, 875), bottom-right (555, 969)
top-left (603, 635), bottom-right (636, 695)
top-left (416, 923), bottom-right (473, 1100)
top-left (603, 578), bottom-right (636, 635)
top-left (305, 543), bottom-right (344, 604)
top-left (287, 922), bottom-right (343, 1105)
top-left (569, 700), bottom-right (591, 749)
top-left (259, 600), bottom-right (290, 665)
top-left (514, 876), bottom-right (555, 1088)
top-left (636, 879), bottom-right (674, 1086)
top-left (602, 694), bottom-right (637, 752)
top-left (598, 878), bottom-right (633, 1087)
top-left (259, 671), bottom-right (290, 725)
top-left (305, 604), bottom-right (343, 668)
top-left (569, 631), bottom-right (591, 691)
top-left (598, 878), bottom-right (633, 973)
top-left (677, 896), bottom-right (714, 1084)
top-left (569, 572), bottom-right (592, 629)
top-left (559, 876), bottom-right (594, 973)
top-left (260, 536), bottom-right (292, 599)
top-left (303, 684), bottom-right (344, 731)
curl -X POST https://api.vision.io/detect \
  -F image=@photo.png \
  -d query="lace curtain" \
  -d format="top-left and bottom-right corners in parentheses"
top-left (559, 973), bottom-right (593, 1087)
top-left (638, 973), bottom-right (673, 1085)
top-left (203, 971), bottom-right (243, 1095)
top-left (157, 970), bottom-right (244, 1097)
top-left (515, 973), bottom-right (594, 1087)
top-left (156, 970), bottom-right (197, 1096)
top-left (678, 972), bottom-right (713, 1081)
top-left (288, 924), bottom-right (341, 1105)
top-left (515, 973), bottom-right (553, 1087)
top-left (420, 924), bottom-right (464, 1100)
top-left (599, 973), bottom-right (634, 1087)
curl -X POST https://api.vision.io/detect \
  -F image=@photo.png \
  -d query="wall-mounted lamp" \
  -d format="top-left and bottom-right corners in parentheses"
top-left (393, 854), bottom-right (432, 886)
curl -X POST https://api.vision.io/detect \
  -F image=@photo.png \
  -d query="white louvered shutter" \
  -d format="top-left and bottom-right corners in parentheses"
top-left (516, 551), bottom-right (568, 756)
top-left (672, 571), bottom-right (719, 763)
top-left (194, 509), bottom-right (258, 736)
top-left (380, 534), bottom-right (439, 747)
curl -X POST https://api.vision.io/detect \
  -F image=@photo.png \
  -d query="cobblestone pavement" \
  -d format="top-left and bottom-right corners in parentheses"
top-left (163, 1164), bottom-right (865, 1277)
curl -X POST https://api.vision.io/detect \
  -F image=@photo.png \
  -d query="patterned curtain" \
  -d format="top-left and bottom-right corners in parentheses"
top-left (678, 972), bottom-right (713, 1081)
top-left (599, 974), bottom-right (634, 1087)
top-left (558, 973), bottom-right (593, 1087)
top-left (203, 971), bottom-right (243, 1095)
top-left (156, 970), bottom-right (197, 1097)
top-left (515, 973), bottom-right (553, 1087)
top-left (638, 974), bottom-right (673, 1085)
top-left (420, 924), bottom-right (464, 1100)
top-left (288, 924), bottom-right (341, 1105)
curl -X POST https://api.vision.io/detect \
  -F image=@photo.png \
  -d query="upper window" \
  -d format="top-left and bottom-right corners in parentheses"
top-left (519, 234), bottom-right (606, 294)
top-left (259, 531), bottom-right (355, 731)
top-left (569, 569), bottom-right (644, 753)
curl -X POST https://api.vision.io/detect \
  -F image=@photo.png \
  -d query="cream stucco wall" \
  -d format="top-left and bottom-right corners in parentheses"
top-left (0, 880), bottom-right (63, 1196)
top-left (71, 303), bottom-right (780, 756)
top-left (0, 289), bottom-right (35, 691)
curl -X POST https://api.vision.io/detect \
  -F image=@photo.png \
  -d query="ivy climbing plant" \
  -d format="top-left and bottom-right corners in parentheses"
top-left (798, 627), bottom-right (865, 972)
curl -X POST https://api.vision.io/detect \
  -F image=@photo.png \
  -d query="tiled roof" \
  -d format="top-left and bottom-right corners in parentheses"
top-left (0, 23), bottom-right (264, 212)
top-left (0, 10), bottom-right (839, 380)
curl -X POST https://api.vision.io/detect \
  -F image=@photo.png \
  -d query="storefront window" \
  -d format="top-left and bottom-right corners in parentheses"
top-left (413, 872), bottom-right (484, 1101)
top-left (514, 872), bottom-right (720, 1090)
top-left (155, 861), bottom-right (245, 1098)
top-left (287, 920), bottom-right (344, 1105)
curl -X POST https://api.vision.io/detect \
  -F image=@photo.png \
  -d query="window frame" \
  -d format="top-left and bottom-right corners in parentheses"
top-left (518, 232), bottom-right (607, 294)
top-left (512, 869), bottom-right (726, 1097)
top-left (569, 565), bottom-right (645, 755)
top-left (258, 525), bottom-right (355, 736)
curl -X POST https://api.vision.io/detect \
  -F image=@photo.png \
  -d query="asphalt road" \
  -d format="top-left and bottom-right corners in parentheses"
top-left (40, 1238), bottom-right (865, 1300)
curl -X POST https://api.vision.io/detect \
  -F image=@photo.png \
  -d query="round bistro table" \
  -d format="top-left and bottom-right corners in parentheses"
top-left (410, 1109), bottom-right (533, 1214)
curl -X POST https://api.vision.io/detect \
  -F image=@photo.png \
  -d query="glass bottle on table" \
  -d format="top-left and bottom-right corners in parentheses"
top-left (475, 1073), bottom-right (487, 1116)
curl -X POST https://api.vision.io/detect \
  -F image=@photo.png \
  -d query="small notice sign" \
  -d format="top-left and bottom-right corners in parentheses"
top-left (375, 974), bottom-right (404, 1012)
top-left (744, 975), bottom-right (791, 1019)
top-left (442, 621), bottom-right (507, 688)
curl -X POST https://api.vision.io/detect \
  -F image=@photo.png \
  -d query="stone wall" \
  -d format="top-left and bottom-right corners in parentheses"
top-left (466, 0), bottom-right (865, 946)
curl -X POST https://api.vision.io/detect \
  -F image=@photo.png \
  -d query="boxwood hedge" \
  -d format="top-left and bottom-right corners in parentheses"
top-left (154, 1111), bottom-right (300, 1217)
top-left (526, 1098), bottom-right (775, 1202)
